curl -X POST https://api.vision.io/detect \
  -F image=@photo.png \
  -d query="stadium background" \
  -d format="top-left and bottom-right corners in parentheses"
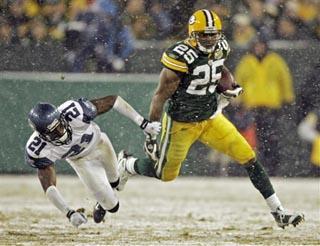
top-left (0, 1), bottom-right (319, 245)
top-left (0, 0), bottom-right (319, 177)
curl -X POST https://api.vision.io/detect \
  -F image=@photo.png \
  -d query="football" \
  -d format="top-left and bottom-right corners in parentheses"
top-left (216, 68), bottom-right (236, 93)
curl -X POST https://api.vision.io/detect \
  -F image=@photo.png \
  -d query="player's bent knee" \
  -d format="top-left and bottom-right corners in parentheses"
top-left (236, 149), bottom-right (256, 165)
top-left (108, 202), bottom-right (119, 213)
top-left (228, 130), bottom-right (257, 164)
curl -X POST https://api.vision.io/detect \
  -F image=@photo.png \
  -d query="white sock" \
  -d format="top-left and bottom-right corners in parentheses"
top-left (266, 193), bottom-right (284, 212)
top-left (126, 157), bottom-right (138, 174)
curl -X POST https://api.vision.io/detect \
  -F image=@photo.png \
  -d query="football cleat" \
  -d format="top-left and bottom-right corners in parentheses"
top-left (117, 150), bottom-right (135, 191)
top-left (93, 202), bottom-right (106, 223)
top-left (271, 207), bottom-right (304, 229)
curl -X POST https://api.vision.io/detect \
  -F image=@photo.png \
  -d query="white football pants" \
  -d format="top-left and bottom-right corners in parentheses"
top-left (67, 133), bottom-right (119, 210)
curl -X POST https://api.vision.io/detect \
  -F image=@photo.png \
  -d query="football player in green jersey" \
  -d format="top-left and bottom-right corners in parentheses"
top-left (118, 9), bottom-right (304, 229)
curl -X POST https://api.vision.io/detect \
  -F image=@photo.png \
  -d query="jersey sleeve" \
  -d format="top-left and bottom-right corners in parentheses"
top-left (25, 134), bottom-right (55, 169)
top-left (25, 151), bottom-right (54, 169)
top-left (160, 42), bottom-right (188, 73)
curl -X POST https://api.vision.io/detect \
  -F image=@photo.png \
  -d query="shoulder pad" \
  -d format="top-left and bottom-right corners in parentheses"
top-left (214, 38), bottom-right (230, 60)
top-left (78, 98), bottom-right (97, 123)
top-left (161, 41), bottom-right (189, 73)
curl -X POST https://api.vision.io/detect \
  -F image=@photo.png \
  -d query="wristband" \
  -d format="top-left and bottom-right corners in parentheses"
top-left (66, 210), bottom-right (76, 219)
top-left (140, 118), bottom-right (149, 129)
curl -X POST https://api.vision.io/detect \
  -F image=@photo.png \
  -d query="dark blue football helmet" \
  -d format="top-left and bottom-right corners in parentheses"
top-left (28, 102), bottom-right (72, 145)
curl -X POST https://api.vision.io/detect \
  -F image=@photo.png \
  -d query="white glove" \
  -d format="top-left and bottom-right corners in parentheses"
top-left (221, 85), bottom-right (243, 99)
top-left (217, 94), bottom-right (231, 110)
top-left (140, 119), bottom-right (161, 136)
top-left (67, 209), bottom-right (88, 228)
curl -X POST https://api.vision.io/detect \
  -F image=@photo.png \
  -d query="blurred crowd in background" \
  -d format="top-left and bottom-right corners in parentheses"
top-left (0, 0), bottom-right (319, 72)
top-left (0, 0), bottom-right (319, 176)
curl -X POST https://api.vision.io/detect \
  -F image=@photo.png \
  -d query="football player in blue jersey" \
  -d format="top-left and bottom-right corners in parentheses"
top-left (25, 95), bottom-right (161, 227)
top-left (117, 9), bottom-right (304, 229)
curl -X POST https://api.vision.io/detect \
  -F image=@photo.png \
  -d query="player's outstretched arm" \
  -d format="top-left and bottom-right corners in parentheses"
top-left (90, 95), bottom-right (118, 115)
top-left (149, 68), bottom-right (181, 121)
top-left (38, 165), bottom-right (87, 227)
top-left (90, 95), bottom-right (161, 136)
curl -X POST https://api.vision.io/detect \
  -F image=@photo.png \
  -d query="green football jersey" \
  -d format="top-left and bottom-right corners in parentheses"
top-left (160, 38), bottom-right (230, 122)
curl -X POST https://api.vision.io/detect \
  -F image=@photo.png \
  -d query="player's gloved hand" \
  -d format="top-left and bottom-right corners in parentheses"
top-left (66, 209), bottom-right (88, 228)
top-left (144, 134), bottom-right (160, 161)
top-left (140, 119), bottom-right (161, 136)
top-left (221, 84), bottom-right (243, 99)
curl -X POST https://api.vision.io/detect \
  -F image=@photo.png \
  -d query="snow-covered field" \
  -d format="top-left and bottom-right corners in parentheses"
top-left (0, 175), bottom-right (318, 245)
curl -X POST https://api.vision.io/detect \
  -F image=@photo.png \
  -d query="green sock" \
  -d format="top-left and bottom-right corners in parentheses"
top-left (244, 160), bottom-right (275, 199)
top-left (134, 158), bottom-right (157, 178)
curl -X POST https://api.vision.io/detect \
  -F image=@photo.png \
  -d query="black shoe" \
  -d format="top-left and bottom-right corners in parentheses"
top-left (271, 207), bottom-right (304, 229)
top-left (93, 203), bottom-right (106, 223)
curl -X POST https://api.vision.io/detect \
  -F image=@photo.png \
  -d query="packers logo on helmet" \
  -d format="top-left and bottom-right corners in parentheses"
top-left (188, 9), bottom-right (222, 54)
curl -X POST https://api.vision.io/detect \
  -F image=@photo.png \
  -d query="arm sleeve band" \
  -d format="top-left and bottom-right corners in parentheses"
top-left (113, 96), bottom-right (144, 126)
top-left (46, 185), bottom-right (71, 214)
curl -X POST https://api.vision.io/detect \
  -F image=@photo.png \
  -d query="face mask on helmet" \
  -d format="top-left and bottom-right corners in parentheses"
top-left (39, 116), bottom-right (72, 145)
top-left (28, 103), bottom-right (72, 146)
top-left (192, 30), bottom-right (222, 53)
